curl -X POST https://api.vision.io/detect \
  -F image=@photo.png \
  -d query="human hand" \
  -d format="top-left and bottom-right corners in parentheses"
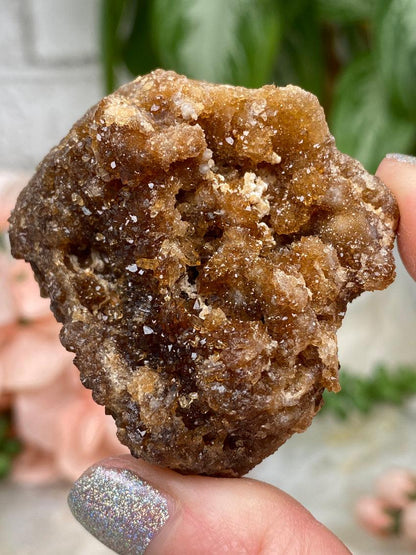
top-left (67, 154), bottom-right (416, 554)
top-left (376, 153), bottom-right (416, 281)
top-left (68, 455), bottom-right (349, 554)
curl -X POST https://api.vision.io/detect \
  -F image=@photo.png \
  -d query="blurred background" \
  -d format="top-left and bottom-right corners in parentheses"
top-left (1, 1), bottom-right (416, 553)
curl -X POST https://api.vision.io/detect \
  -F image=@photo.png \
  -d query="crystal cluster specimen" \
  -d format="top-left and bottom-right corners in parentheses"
top-left (9, 70), bottom-right (398, 476)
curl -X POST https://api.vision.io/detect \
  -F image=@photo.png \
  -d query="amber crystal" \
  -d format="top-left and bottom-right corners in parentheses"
top-left (9, 70), bottom-right (398, 476)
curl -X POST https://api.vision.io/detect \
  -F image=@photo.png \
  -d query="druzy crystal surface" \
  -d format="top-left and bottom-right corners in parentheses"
top-left (9, 70), bottom-right (398, 476)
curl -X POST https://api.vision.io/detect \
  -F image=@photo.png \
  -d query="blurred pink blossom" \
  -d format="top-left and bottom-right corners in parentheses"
top-left (0, 171), bottom-right (27, 231)
top-left (355, 496), bottom-right (394, 536)
top-left (402, 502), bottom-right (416, 543)
top-left (0, 171), bottom-right (128, 484)
top-left (376, 468), bottom-right (416, 509)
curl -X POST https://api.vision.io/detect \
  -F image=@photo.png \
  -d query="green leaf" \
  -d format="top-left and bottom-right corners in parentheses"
top-left (100, 0), bottom-right (129, 93)
top-left (0, 453), bottom-right (11, 480)
top-left (322, 365), bottom-right (416, 420)
top-left (2, 438), bottom-right (21, 456)
top-left (273, 4), bottom-right (325, 100)
top-left (377, 0), bottom-right (416, 121)
top-left (276, 0), bottom-right (309, 27)
top-left (151, 0), bottom-right (281, 87)
top-left (0, 416), bottom-right (8, 441)
top-left (231, 1), bottom-right (282, 87)
top-left (0, 233), bottom-right (6, 252)
top-left (330, 54), bottom-right (415, 172)
top-left (373, 0), bottom-right (393, 28)
top-left (121, 0), bottom-right (160, 77)
top-left (315, 0), bottom-right (377, 22)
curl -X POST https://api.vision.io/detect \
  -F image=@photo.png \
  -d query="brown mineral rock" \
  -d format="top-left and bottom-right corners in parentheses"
top-left (9, 70), bottom-right (398, 476)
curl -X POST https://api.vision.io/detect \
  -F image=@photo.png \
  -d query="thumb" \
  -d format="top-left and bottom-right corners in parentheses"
top-left (376, 153), bottom-right (416, 280)
top-left (68, 455), bottom-right (350, 554)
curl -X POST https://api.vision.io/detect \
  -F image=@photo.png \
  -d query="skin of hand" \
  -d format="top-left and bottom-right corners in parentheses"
top-left (376, 154), bottom-right (416, 281)
top-left (68, 455), bottom-right (350, 555)
top-left (68, 154), bottom-right (415, 555)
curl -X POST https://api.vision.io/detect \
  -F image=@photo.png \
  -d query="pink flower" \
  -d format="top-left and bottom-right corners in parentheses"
top-left (11, 367), bottom-right (128, 484)
top-left (402, 502), bottom-right (416, 543)
top-left (0, 171), bottom-right (28, 232)
top-left (0, 255), bottom-right (71, 396)
top-left (0, 172), bottom-right (128, 484)
top-left (11, 446), bottom-right (61, 484)
top-left (376, 468), bottom-right (416, 509)
top-left (7, 257), bottom-right (52, 322)
top-left (0, 392), bottom-right (12, 411)
top-left (355, 496), bottom-right (394, 536)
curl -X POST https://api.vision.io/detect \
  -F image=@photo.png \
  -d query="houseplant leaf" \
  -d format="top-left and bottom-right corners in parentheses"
top-left (376, 0), bottom-right (416, 122)
top-left (151, 0), bottom-right (281, 86)
top-left (331, 54), bottom-right (415, 172)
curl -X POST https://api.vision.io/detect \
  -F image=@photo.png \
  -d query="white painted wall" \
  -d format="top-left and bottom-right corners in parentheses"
top-left (0, 0), bottom-right (102, 171)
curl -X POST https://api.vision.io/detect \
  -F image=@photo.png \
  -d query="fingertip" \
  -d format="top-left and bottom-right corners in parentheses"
top-left (69, 456), bottom-right (350, 554)
top-left (376, 155), bottom-right (416, 189)
top-left (376, 155), bottom-right (416, 280)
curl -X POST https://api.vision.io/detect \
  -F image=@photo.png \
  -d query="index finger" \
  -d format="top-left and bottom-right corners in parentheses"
top-left (376, 154), bottom-right (416, 280)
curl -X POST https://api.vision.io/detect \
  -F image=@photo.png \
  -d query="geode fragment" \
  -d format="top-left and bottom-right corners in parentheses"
top-left (9, 70), bottom-right (398, 476)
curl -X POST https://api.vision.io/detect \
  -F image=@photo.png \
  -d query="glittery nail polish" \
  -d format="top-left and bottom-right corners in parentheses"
top-left (386, 153), bottom-right (416, 166)
top-left (68, 466), bottom-right (170, 555)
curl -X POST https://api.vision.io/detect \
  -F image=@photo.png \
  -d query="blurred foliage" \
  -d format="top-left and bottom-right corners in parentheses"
top-left (0, 411), bottom-right (21, 479)
top-left (101, 0), bottom-right (416, 172)
top-left (321, 364), bottom-right (416, 419)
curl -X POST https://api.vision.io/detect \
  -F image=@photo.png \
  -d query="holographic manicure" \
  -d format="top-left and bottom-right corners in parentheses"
top-left (386, 153), bottom-right (416, 166)
top-left (68, 466), bottom-right (169, 555)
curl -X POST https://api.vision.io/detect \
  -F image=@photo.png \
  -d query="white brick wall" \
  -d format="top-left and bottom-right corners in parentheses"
top-left (0, 0), bottom-right (102, 171)
top-left (0, 2), bottom-right (27, 66)
top-left (30, 0), bottom-right (99, 62)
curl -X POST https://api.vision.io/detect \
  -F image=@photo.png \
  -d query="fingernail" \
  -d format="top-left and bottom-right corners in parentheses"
top-left (68, 465), bottom-right (170, 555)
top-left (386, 153), bottom-right (416, 166)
